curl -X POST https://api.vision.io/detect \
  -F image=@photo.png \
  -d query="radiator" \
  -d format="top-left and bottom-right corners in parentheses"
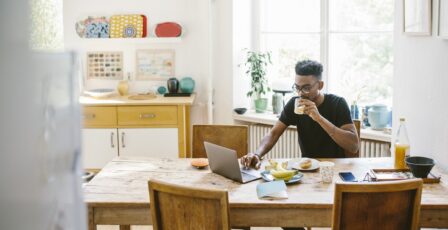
top-left (360, 140), bottom-right (391, 157)
top-left (249, 124), bottom-right (301, 158)
top-left (248, 124), bottom-right (390, 158)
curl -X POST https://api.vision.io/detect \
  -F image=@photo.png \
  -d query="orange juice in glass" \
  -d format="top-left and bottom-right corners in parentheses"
top-left (394, 143), bottom-right (410, 169)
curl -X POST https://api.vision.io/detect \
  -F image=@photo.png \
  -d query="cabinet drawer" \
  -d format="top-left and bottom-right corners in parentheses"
top-left (82, 107), bottom-right (117, 127)
top-left (117, 106), bottom-right (178, 126)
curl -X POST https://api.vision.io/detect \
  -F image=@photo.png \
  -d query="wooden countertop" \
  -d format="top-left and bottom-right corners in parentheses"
top-left (79, 94), bottom-right (195, 106)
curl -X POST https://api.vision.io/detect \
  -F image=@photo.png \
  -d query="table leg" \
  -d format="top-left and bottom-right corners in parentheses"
top-left (88, 207), bottom-right (96, 230)
top-left (119, 225), bottom-right (131, 230)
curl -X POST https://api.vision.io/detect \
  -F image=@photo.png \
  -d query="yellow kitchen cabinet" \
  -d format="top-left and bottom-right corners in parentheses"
top-left (80, 95), bottom-right (194, 170)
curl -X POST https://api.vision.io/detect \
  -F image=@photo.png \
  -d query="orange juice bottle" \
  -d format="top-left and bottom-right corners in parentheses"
top-left (394, 118), bottom-right (410, 169)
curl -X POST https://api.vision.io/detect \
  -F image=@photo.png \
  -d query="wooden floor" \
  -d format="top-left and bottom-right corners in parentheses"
top-left (97, 226), bottom-right (331, 230)
top-left (97, 226), bottom-right (444, 230)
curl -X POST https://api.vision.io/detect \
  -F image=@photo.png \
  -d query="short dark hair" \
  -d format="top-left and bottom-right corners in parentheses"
top-left (295, 60), bottom-right (323, 80)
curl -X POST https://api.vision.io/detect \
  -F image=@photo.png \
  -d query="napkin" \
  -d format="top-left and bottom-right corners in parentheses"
top-left (256, 180), bottom-right (288, 200)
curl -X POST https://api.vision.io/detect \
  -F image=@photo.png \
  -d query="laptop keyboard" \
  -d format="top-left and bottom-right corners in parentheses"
top-left (241, 172), bottom-right (258, 181)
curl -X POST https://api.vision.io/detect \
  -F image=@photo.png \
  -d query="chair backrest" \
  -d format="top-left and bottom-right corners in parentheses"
top-left (345, 119), bottom-right (361, 157)
top-left (192, 124), bottom-right (248, 158)
top-left (332, 178), bottom-right (423, 230)
top-left (148, 179), bottom-right (230, 230)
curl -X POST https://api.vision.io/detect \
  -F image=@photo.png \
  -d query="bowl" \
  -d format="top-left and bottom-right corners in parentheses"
top-left (84, 88), bottom-right (115, 98)
top-left (234, 108), bottom-right (247, 115)
top-left (405, 156), bottom-right (435, 178)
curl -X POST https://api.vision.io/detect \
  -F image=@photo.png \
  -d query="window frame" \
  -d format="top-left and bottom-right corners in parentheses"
top-left (254, 0), bottom-right (394, 102)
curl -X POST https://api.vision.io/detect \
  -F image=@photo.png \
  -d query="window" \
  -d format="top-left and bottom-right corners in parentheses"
top-left (257, 0), bottom-right (394, 106)
top-left (30, 0), bottom-right (64, 50)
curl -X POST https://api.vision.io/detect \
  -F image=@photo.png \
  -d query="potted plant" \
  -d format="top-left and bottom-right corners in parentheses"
top-left (243, 50), bottom-right (272, 113)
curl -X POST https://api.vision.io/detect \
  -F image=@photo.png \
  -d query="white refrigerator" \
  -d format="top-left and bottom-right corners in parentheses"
top-left (0, 1), bottom-right (86, 229)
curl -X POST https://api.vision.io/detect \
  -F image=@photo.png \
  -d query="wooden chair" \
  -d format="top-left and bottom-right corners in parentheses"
top-left (192, 124), bottom-right (248, 158)
top-left (148, 179), bottom-right (230, 230)
top-left (345, 119), bottom-right (361, 158)
top-left (332, 178), bottom-right (423, 230)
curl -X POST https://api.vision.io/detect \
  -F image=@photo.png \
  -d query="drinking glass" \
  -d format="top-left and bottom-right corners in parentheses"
top-left (294, 97), bottom-right (305, 115)
top-left (320, 161), bottom-right (335, 183)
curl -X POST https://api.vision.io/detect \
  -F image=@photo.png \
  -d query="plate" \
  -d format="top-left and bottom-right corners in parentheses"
top-left (260, 170), bottom-right (303, 184)
top-left (289, 158), bottom-right (320, 171)
top-left (84, 88), bottom-right (115, 98)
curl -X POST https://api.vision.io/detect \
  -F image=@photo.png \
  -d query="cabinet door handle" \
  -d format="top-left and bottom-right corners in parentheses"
top-left (110, 132), bottom-right (115, 148)
top-left (121, 132), bottom-right (125, 148)
top-left (83, 113), bottom-right (96, 119)
top-left (139, 113), bottom-right (156, 119)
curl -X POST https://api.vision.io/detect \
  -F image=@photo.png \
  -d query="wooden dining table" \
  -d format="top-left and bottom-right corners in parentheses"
top-left (84, 157), bottom-right (448, 230)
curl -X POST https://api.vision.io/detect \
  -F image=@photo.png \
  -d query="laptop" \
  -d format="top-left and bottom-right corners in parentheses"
top-left (204, 141), bottom-right (261, 183)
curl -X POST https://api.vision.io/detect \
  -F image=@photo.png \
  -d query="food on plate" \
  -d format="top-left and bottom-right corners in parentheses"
top-left (270, 162), bottom-right (297, 181)
top-left (265, 159), bottom-right (278, 171)
top-left (265, 159), bottom-right (289, 171)
top-left (191, 158), bottom-right (209, 169)
top-left (299, 158), bottom-right (312, 169)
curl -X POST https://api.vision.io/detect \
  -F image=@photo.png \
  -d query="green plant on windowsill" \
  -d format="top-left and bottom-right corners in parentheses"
top-left (243, 50), bottom-right (272, 113)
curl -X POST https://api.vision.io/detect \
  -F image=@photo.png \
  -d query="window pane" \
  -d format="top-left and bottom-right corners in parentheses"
top-left (328, 33), bottom-right (393, 106)
top-left (260, 34), bottom-right (320, 81)
top-left (260, 0), bottom-right (320, 32)
top-left (30, 0), bottom-right (64, 50)
top-left (329, 0), bottom-right (394, 31)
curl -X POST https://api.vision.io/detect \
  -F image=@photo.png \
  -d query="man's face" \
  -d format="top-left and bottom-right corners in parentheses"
top-left (293, 75), bottom-right (323, 101)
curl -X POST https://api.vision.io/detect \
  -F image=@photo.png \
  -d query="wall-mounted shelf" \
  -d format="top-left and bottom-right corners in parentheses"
top-left (77, 37), bottom-right (182, 44)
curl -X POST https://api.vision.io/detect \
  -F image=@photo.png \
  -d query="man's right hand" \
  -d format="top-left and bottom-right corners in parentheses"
top-left (240, 152), bottom-right (262, 170)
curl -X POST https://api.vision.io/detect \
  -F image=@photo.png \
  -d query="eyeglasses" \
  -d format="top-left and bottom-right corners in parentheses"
top-left (292, 81), bottom-right (319, 94)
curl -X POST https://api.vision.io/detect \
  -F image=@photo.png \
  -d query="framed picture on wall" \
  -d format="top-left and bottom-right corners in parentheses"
top-left (439, 0), bottom-right (448, 38)
top-left (136, 49), bottom-right (175, 80)
top-left (403, 0), bottom-right (432, 35)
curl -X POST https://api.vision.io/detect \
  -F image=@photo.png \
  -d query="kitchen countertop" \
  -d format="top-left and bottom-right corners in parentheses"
top-left (79, 93), bottom-right (195, 106)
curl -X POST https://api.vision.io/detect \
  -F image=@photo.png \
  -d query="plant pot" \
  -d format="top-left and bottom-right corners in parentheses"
top-left (254, 98), bottom-right (268, 113)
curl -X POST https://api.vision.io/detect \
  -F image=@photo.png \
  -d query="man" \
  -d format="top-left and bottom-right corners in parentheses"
top-left (241, 60), bottom-right (359, 169)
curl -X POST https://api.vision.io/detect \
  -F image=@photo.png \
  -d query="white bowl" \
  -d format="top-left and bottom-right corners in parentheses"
top-left (84, 88), bottom-right (116, 98)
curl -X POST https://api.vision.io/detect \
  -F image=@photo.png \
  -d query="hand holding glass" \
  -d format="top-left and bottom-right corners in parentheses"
top-left (295, 98), bottom-right (305, 115)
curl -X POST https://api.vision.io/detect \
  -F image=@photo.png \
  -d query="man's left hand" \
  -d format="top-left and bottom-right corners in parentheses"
top-left (299, 98), bottom-right (322, 121)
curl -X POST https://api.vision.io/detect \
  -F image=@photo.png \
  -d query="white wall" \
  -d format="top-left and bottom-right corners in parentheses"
top-left (233, 0), bottom-right (253, 109)
top-left (211, 0), bottom-right (234, 124)
top-left (63, 0), bottom-right (212, 125)
top-left (394, 0), bottom-right (448, 170)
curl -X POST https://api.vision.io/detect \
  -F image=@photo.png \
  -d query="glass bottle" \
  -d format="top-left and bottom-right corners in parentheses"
top-left (394, 117), bottom-right (410, 169)
top-left (350, 101), bottom-right (359, 119)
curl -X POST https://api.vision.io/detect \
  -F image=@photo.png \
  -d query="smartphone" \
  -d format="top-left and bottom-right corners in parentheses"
top-left (339, 172), bottom-right (357, 182)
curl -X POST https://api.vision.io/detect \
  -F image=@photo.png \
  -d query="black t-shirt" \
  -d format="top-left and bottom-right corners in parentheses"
top-left (279, 94), bottom-right (352, 158)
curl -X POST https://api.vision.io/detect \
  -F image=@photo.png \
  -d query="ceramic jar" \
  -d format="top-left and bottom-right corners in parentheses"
top-left (272, 93), bottom-right (283, 114)
top-left (117, 80), bottom-right (129, 96)
top-left (167, 78), bottom-right (179, 93)
top-left (179, 77), bottom-right (195, 93)
top-left (368, 104), bottom-right (389, 130)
